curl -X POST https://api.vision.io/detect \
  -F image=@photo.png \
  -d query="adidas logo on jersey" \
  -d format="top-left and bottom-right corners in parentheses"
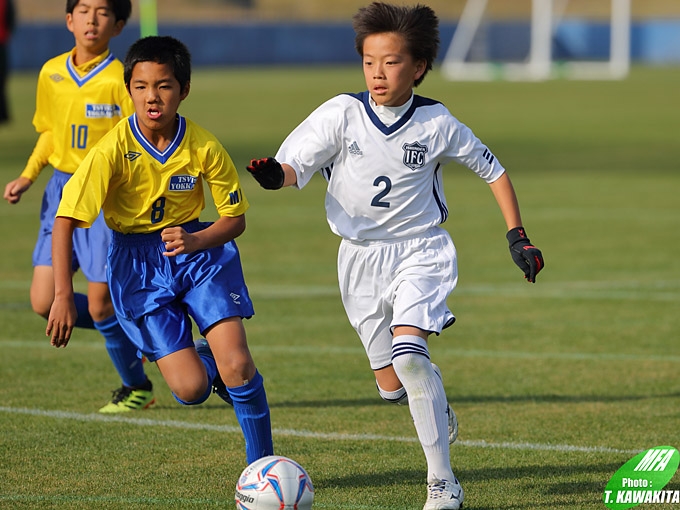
top-left (348, 141), bottom-right (363, 155)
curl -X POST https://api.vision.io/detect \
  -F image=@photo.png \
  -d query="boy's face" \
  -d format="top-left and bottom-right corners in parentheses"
top-left (128, 61), bottom-right (190, 141)
top-left (66, 0), bottom-right (124, 60)
top-left (361, 32), bottom-right (425, 107)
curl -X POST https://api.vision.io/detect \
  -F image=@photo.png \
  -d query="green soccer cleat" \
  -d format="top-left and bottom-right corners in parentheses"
top-left (98, 380), bottom-right (155, 414)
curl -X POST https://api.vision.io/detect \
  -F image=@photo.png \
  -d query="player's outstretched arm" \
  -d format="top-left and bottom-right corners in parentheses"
top-left (246, 157), bottom-right (297, 189)
top-left (488, 173), bottom-right (544, 283)
top-left (47, 217), bottom-right (79, 347)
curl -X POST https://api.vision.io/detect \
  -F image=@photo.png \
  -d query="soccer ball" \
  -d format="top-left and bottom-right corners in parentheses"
top-left (235, 455), bottom-right (314, 509)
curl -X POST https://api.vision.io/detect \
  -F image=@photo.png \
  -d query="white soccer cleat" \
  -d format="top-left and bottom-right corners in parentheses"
top-left (423, 477), bottom-right (464, 510)
top-left (431, 363), bottom-right (459, 444)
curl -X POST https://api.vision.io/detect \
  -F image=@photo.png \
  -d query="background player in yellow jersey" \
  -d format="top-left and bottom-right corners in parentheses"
top-left (46, 35), bottom-right (274, 465)
top-left (2, 0), bottom-right (154, 413)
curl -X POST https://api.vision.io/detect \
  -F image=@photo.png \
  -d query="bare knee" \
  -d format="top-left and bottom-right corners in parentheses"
top-left (172, 382), bottom-right (209, 403)
top-left (30, 268), bottom-right (54, 319)
top-left (157, 349), bottom-right (209, 403)
top-left (87, 301), bottom-right (115, 323)
top-left (205, 318), bottom-right (256, 386)
top-left (29, 289), bottom-right (52, 318)
top-left (217, 353), bottom-right (256, 387)
top-left (30, 301), bottom-right (51, 320)
top-left (87, 282), bottom-right (115, 322)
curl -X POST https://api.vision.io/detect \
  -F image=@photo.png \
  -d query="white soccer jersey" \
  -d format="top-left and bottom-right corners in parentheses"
top-left (276, 91), bottom-right (506, 241)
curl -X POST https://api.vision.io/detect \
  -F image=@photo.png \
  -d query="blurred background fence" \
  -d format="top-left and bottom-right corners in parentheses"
top-left (7, 0), bottom-right (680, 70)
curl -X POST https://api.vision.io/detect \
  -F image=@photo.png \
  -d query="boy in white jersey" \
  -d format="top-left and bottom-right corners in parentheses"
top-left (3, 0), bottom-right (154, 413)
top-left (47, 36), bottom-right (274, 466)
top-left (247, 2), bottom-right (544, 509)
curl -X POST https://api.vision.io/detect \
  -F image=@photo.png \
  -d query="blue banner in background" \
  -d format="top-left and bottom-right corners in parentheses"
top-left (7, 20), bottom-right (680, 71)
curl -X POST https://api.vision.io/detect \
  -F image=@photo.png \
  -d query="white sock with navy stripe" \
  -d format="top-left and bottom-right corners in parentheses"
top-left (391, 335), bottom-right (455, 483)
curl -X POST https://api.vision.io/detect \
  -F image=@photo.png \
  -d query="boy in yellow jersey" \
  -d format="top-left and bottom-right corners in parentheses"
top-left (47, 36), bottom-right (274, 465)
top-left (2, 0), bottom-right (154, 413)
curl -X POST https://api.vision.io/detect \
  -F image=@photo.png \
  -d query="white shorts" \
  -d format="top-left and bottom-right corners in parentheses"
top-left (337, 226), bottom-right (457, 370)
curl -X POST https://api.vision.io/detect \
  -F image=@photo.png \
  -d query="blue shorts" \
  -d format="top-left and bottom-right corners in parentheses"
top-left (32, 169), bottom-right (110, 283)
top-left (107, 220), bottom-right (255, 362)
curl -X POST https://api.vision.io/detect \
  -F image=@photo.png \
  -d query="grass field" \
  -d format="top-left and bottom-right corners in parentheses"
top-left (0, 64), bottom-right (679, 509)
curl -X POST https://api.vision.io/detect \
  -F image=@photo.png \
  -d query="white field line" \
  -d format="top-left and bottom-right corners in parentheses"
top-left (2, 279), bottom-right (680, 301)
top-left (0, 405), bottom-right (641, 456)
top-left (1, 339), bottom-right (678, 363)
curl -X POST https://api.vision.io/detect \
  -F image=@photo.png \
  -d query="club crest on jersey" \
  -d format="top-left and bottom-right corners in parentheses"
top-left (402, 141), bottom-right (428, 170)
top-left (168, 175), bottom-right (197, 191)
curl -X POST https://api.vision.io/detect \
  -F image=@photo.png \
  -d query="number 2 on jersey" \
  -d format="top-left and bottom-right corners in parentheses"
top-left (371, 175), bottom-right (392, 208)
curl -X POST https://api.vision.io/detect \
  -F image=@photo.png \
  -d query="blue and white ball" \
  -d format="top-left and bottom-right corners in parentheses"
top-left (235, 455), bottom-right (314, 509)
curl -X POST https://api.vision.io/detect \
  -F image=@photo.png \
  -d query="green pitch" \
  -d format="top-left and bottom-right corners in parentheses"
top-left (0, 65), bottom-right (678, 509)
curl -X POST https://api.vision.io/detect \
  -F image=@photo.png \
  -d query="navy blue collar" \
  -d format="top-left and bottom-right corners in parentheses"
top-left (345, 91), bottom-right (439, 135)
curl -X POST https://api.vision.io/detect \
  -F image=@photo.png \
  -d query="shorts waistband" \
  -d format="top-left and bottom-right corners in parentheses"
top-left (111, 220), bottom-right (207, 247)
top-left (342, 226), bottom-right (444, 248)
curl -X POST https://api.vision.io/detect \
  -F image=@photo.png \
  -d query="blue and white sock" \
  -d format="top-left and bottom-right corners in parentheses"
top-left (94, 315), bottom-right (147, 388)
top-left (228, 370), bottom-right (274, 464)
top-left (377, 383), bottom-right (408, 405)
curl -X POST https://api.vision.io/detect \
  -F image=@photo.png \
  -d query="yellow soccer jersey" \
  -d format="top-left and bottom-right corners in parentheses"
top-left (58, 114), bottom-right (249, 234)
top-left (22, 49), bottom-right (133, 180)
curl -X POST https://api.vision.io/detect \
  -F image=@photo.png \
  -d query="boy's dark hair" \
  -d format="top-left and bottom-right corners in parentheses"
top-left (66, 0), bottom-right (132, 24)
top-left (124, 36), bottom-right (192, 91)
top-left (353, 2), bottom-right (439, 87)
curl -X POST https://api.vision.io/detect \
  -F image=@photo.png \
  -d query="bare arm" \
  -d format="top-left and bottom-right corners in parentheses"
top-left (488, 172), bottom-right (522, 230)
top-left (489, 172), bottom-right (545, 283)
top-left (46, 216), bottom-right (78, 346)
top-left (160, 214), bottom-right (246, 256)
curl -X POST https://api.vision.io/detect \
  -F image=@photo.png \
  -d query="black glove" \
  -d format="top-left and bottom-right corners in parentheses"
top-left (246, 157), bottom-right (285, 190)
top-left (506, 227), bottom-right (544, 283)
